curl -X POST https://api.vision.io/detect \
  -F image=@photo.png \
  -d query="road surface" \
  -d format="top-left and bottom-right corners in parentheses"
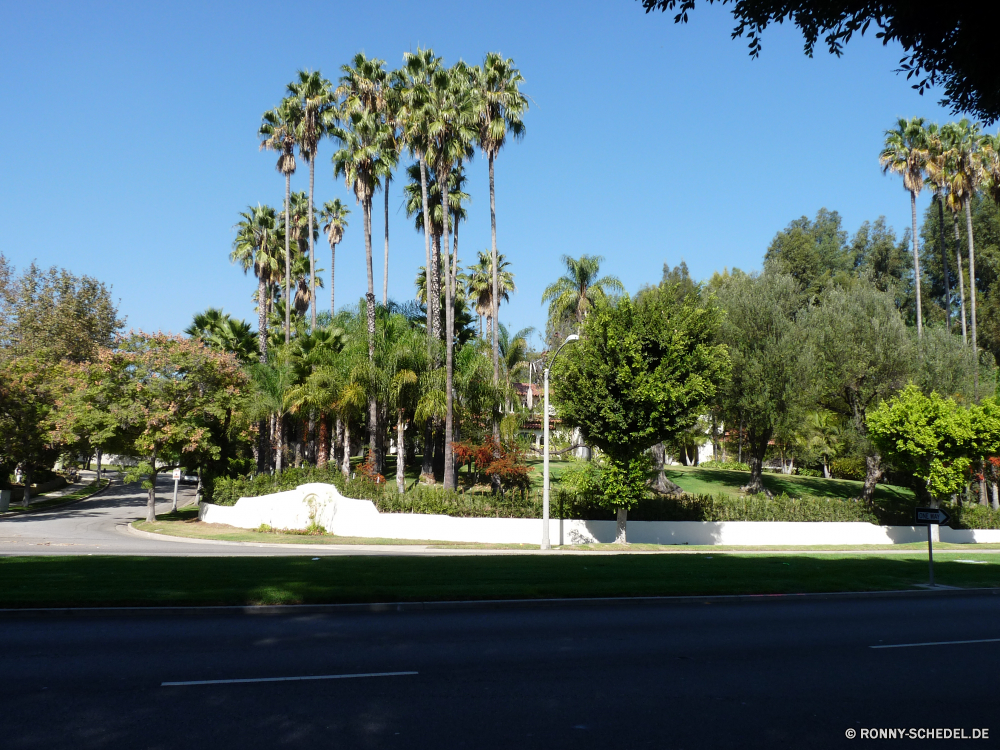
top-left (1, 593), bottom-right (998, 748)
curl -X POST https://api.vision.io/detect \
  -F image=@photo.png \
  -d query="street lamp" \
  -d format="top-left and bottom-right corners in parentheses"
top-left (542, 333), bottom-right (579, 550)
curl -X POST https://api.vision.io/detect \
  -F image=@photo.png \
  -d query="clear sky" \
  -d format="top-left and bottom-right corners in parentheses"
top-left (1, 0), bottom-right (960, 349)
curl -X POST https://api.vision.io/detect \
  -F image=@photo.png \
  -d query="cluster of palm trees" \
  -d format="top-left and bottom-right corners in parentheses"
top-left (880, 117), bottom-right (1000, 398)
top-left (224, 50), bottom-right (528, 490)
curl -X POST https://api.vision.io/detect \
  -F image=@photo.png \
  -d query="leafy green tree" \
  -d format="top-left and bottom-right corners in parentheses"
top-left (319, 199), bottom-right (350, 315)
top-left (800, 279), bottom-right (913, 503)
top-left (880, 117), bottom-right (929, 337)
top-left (0, 356), bottom-right (61, 505)
top-left (640, 2), bottom-right (999, 122)
top-left (0, 255), bottom-right (123, 364)
top-left (850, 217), bottom-right (914, 314)
top-left (553, 287), bottom-right (729, 542)
top-left (471, 52), bottom-right (528, 387)
top-left (764, 209), bottom-right (852, 298)
top-left (714, 271), bottom-right (810, 494)
top-left (868, 384), bottom-right (973, 504)
top-left (259, 97), bottom-right (302, 345)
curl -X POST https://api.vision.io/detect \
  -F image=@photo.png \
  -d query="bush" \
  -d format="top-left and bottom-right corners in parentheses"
top-left (950, 504), bottom-right (1000, 530)
top-left (796, 468), bottom-right (822, 477)
top-left (698, 460), bottom-right (750, 472)
top-left (830, 457), bottom-right (866, 480)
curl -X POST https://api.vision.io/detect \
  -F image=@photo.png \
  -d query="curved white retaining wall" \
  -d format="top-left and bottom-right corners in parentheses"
top-left (198, 482), bottom-right (1000, 545)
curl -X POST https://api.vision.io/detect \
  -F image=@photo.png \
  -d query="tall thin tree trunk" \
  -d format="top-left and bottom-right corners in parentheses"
top-left (22, 467), bottom-right (32, 507)
top-left (489, 153), bottom-right (500, 385)
top-left (284, 173), bottom-right (291, 345)
top-left (396, 413), bottom-right (406, 494)
top-left (275, 416), bottom-right (285, 474)
top-left (966, 199), bottom-right (979, 401)
top-left (992, 481), bottom-right (999, 511)
top-left (430, 233), bottom-right (442, 341)
top-left (317, 414), bottom-right (329, 470)
top-left (419, 158), bottom-right (434, 345)
top-left (363, 196), bottom-right (381, 474)
top-left (442, 174), bottom-right (456, 491)
top-left (910, 190), bottom-right (923, 338)
top-left (615, 507), bottom-right (627, 544)
top-left (937, 195), bottom-right (952, 333)
top-left (255, 279), bottom-right (269, 469)
top-left (383, 176), bottom-right (390, 305)
top-left (330, 240), bottom-right (337, 315)
top-left (96, 448), bottom-right (103, 482)
top-left (954, 215), bottom-right (968, 344)
top-left (342, 419), bottom-right (351, 477)
top-left (421, 422), bottom-right (434, 482)
top-left (145, 449), bottom-right (157, 523)
top-left (308, 157), bottom-right (316, 330)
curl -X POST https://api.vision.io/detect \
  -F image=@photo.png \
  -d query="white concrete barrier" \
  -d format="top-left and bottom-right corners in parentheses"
top-left (197, 482), bottom-right (1000, 545)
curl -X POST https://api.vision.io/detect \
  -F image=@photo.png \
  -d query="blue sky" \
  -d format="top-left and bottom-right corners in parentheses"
top-left (1, 0), bottom-right (958, 350)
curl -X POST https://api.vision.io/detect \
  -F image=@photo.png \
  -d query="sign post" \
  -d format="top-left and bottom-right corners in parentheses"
top-left (171, 468), bottom-right (181, 513)
top-left (914, 507), bottom-right (951, 587)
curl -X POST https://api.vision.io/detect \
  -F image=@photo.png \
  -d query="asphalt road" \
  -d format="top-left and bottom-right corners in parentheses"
top-left (1, 594), bottom-right (998, 749)
top-left (0, 473), bottom-right (470, 557)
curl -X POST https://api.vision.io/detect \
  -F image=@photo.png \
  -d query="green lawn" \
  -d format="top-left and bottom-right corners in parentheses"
top-left (1, 553), bottom-right (997, 607)
top-left (663, 465), bottom-right (914, 503)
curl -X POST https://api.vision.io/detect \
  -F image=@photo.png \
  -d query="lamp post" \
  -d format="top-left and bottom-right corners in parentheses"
top-left (542, 333), bottom-right (579, 550)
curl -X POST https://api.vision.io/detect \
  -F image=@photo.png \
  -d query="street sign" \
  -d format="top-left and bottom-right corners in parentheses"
top-left (915, 507), bottom-right (951, 525)
top-left (172, 468), bottom-right (181, 480)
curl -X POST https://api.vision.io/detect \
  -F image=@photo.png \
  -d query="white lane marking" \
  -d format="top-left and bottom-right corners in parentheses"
top-left (871, 638), bottom-right (1000, 649)
top-left (161, 670), bottom-right (418, 687)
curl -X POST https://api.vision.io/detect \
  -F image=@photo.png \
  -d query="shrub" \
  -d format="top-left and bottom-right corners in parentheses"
top-left (950, 504), bottom-right (1000, 530)
top-left (796, 468), bottom-right (822, 477)
top-left (831, 457), bottom-right (866, 480)
top-left (698, 459), bottom-right (750, 472)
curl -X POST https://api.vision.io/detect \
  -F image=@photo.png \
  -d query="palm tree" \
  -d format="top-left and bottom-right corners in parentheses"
top-left (259, 97), bottom-right (302, 345)
top-left (943, 119), bottom-right (986, 398)
top-left (398, 48), bottom-right (443, 344)
top-left (424, 63), bottom-right (477, 491)
top-left (319, 199), bottom-right (350, 314)
top-left (287, 70), bottom-right (335, 330)
top-left (230, 204), bottom-right (283, 362)
top-left (471, 53), bottom-right (528, 387)
top-left (248, 361), bottom-right (296, 473)
top-left (880, 117), bottom-right (928, 338)
top-left (542, 254), bottom-right (625, 328)
top-left (467, 250), bottom-right (514, 338)
top-left (497, 323), bottom-right (535, 388)
top-left (185, 308), bottom-right (257, 363)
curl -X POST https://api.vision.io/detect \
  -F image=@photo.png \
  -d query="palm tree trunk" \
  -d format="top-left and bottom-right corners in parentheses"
top-left (396, 412), bottom-right (406, 494)
top-left (430, 233), bottom-right (442, 341)
top-left (421, 422), bottom-right (434, 482)
top-left (317, 414), bottom-right (329, 470)
top-left (276, 415), bottom-right (285, 474)
top-left (937, 195), bottom-right (952, 332)
top-left (363, 196), bottom-right (381, 473)
top-left (489, 153), bottom-right (500, 386)
top-left (910, 190), bottom-right (923, 338)
top-left (442, 174), bottom-right (456, 491)
top-left (330, 241), bottom-right (337, 316)
top-left (308, 157), bottom-right (316, 330)
top-left (419, 157), bottom-right (434, 345)
top-left (284, 173), bottom-right (291, 345)
top-left (954, 215), bottom-right (968, 344)
top-left (257, 277), bottom-right (268, 362)
top-left (342, 418), bottom-right (351, 477)
top-left (383, 176), bottom-right (390, 305)
top-left (966, 199), bottom-right (979, 400)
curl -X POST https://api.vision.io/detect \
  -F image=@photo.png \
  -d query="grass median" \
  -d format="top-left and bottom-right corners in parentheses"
top-left (1, 553), bottom-right (998, 608)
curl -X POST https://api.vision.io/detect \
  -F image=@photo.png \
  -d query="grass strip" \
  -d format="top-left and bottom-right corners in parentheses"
top-left (2, 480), bottom-right (109, 514)
top-left (1, 553), bottom-right (998, 608)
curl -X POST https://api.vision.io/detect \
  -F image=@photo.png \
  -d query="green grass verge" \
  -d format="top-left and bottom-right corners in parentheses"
top-left (1, 553), bottom-right (997, 607)
top-left (663, 465), bottom-right (914, 503)
top-left (2, 480), bottom-right (109, 514)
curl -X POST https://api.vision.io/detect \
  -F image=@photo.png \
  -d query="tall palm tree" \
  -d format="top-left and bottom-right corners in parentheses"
top-left (497, 323), bottom-right (535, 388)
top-left (542, 254), bottom-right (625, 327)
top-left (472, 53), bottom-right (528, 387)
top-left (287, 70), bottom-right (335, 330)
top-left (378, 83), bottom-right (402, 305)
top-left (319, 199), bottom-right (350, 315)
top-left (230, 204), bottom-right (283, 362)
top-left (185, 308), bottom-right (257, 363)
top-left (879, 116), bottom-right (928, 338)
top-left (424, 63), bottom-right (477, 490)
top-left (398, 48), bottom-right (443, 344)
top-left (332, 53), bottom-right (394, 473)
top-left (924, 123), bottom-right (953, 333)
top-left (259, 96), bottom-right (302, 345)
top-left (943, 118), bottom-right (985, 398)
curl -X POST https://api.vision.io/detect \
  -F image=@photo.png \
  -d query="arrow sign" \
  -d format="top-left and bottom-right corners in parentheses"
top-left (915, 507), bottom-right (951, 525)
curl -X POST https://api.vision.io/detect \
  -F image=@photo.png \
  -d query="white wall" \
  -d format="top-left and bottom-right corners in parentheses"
top-left (198, 483), bottom-right (1000, 545)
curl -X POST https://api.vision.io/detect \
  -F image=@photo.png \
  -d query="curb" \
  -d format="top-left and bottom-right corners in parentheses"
top-left (0, 478), bottom-right (112, 518)
top-left (0, 586), bottom-right (997, 619)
